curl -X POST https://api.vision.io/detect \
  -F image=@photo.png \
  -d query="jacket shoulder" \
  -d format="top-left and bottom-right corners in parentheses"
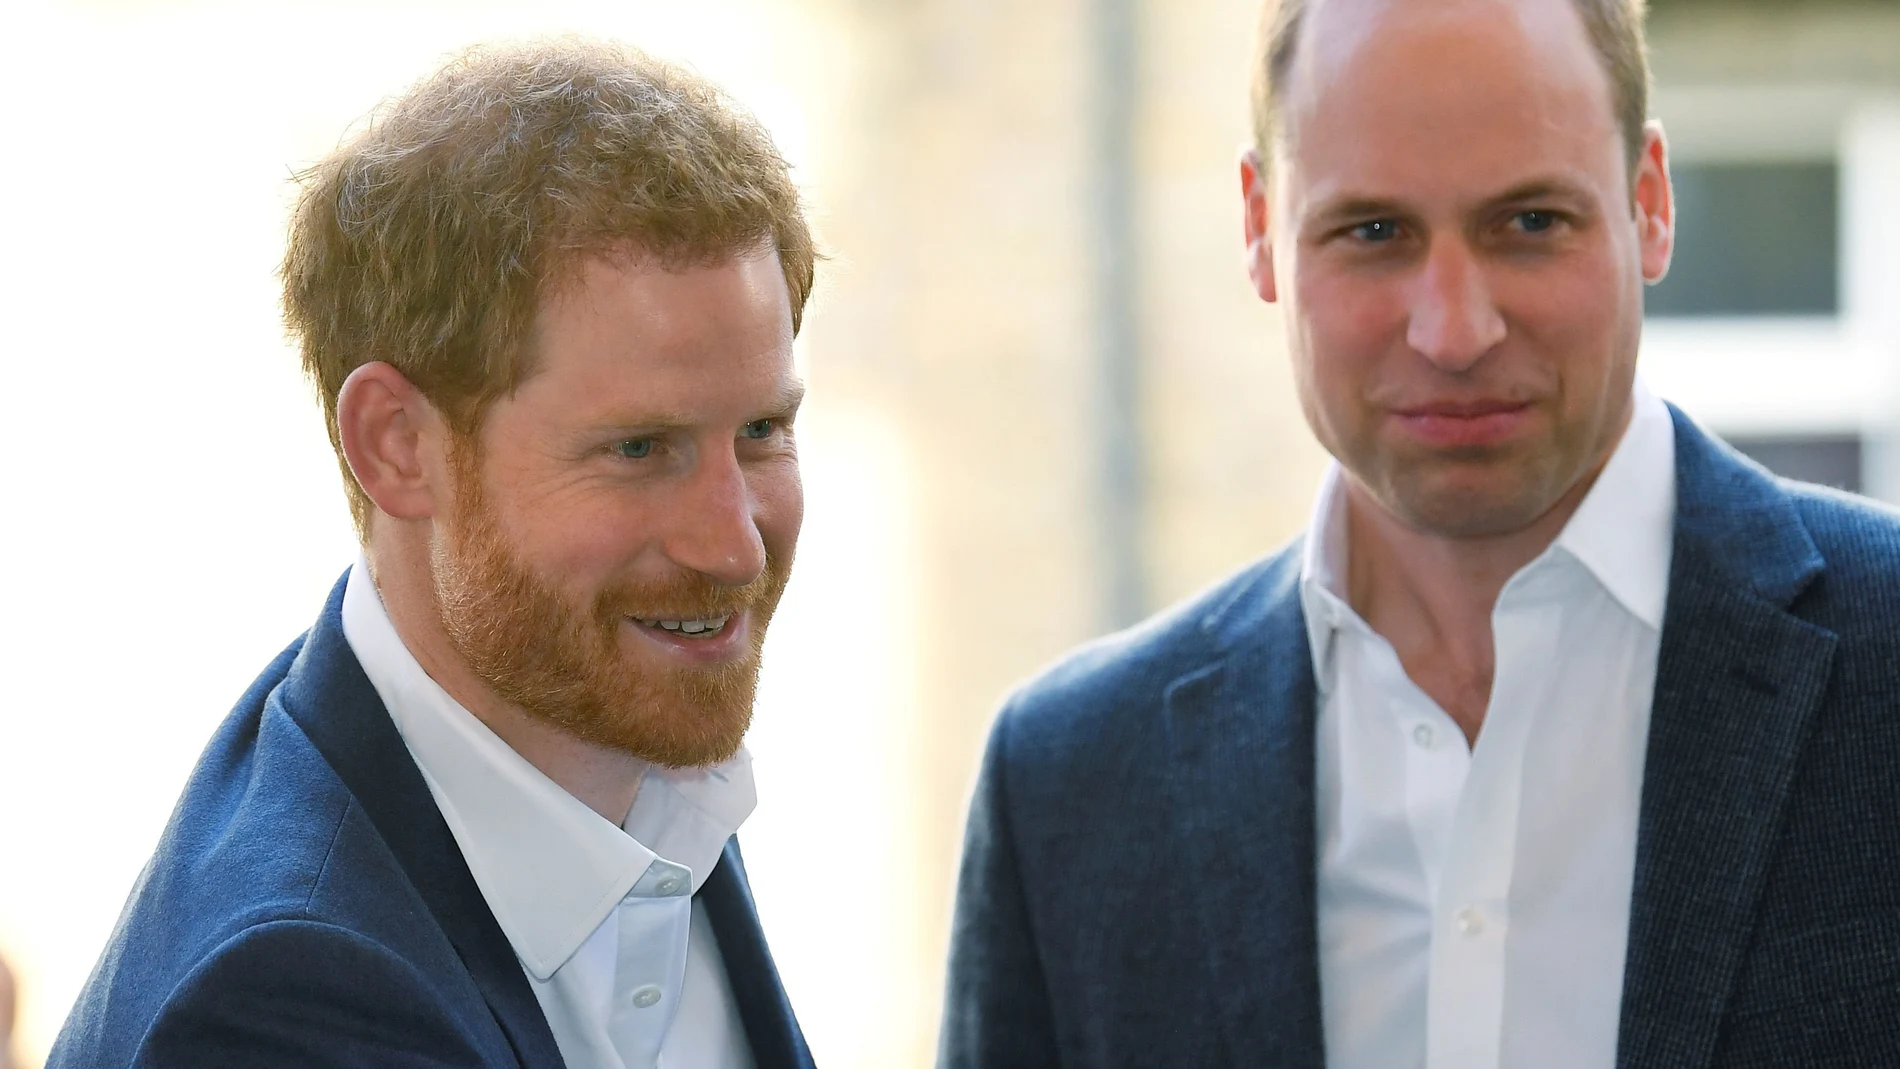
top-left (1787, 481), bottom-right (1900, 579)
top-left (1778, 481), bottom-right (1900, 656)
top-left (1672, 407), bottom-right (1900, 609)
top-left (52, 636), bottom-right (481, 1067)
top-left (992, 543), bottom-right (1302, 763)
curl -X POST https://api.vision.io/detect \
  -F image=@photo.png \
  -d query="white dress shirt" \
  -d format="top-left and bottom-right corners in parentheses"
top-left (1304, 383), bottom-right (1677, 1069)
top-left (341, 560), bottom-right (757, 1069)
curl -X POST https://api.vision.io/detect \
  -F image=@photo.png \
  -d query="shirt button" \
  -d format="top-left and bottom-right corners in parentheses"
top-left (630, 984), bottom-right (664, 1009)
top-left (656, 876), bottom-right (683, 896)
top-left (1455, 908), bottom-right (1484, 936)
top-left (1412, 723), bottom-right (1434, 749)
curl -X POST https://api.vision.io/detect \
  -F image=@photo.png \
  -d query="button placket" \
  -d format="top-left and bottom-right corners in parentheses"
top-left (1421, 593), bottom-right (1559, 1069)
top-left (605, 867), bottom-right (695, 1067)
top-left (1401, 693), bottom-right (1470, 905)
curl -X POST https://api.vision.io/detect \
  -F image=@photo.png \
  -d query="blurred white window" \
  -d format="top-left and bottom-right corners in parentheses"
top-left (1641, 86), bottom-right (1900, 500)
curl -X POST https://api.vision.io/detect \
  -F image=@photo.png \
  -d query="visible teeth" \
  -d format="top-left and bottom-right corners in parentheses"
top-left (636, 616), bottom-right (730, 637)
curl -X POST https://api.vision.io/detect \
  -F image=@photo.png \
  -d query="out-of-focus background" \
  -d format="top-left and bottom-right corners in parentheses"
top-left (0, 0), bottom-right (1896, 1066)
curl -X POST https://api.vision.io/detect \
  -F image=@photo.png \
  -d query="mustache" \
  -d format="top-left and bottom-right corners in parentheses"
top-left (593, 555), bottom-right (790, 622)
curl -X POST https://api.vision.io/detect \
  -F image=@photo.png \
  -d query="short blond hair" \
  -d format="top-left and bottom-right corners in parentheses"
top-left (282, 40), bottom-right (817, 541)
top-left (1250, 0), bottom-right (1651, 171)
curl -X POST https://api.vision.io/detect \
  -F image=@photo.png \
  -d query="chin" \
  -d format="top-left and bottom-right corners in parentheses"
top-left (554, 696), bottom-right (755, 769)
top-left (580, 659), bottom-right (762, 768)
top-left (606, 714), bottom-right (751, 769)
top-left (1381, 462), bottom-right (1573, 540)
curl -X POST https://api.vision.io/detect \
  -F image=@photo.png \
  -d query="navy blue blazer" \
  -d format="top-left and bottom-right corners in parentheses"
top-left (49, 577), bottom-right (814, 1069)
top-left (942, 408), bottom-right (1900, 1068)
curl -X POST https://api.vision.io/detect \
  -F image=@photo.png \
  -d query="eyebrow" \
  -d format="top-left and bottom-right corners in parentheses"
top-left (761, 380), bottom-right (808, 418)
top-left (591, 379), bottom-right (808, 435)
top-left (1306, 196), bottom-right (1413, 230)
top-left (1306, 176), bottom-right (1598, 230)
top-left (1484, 177), bottom-right (1595, 208)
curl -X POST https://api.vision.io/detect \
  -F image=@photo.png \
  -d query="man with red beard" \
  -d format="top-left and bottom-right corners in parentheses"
top-left (50, 41), bottom-right (815, 1069)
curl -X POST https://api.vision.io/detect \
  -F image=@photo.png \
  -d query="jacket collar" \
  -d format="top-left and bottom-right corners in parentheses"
top-left (1660, 404), bottom-right (1824, 606)
top-left (1164, 548), bottom-right (1326, 1067)
top-left (696, 841), bottom-right (817, 1069)
top-left (277, 575), bottom-right (567, 1068)
top-left (1616, 407), bottom-right (1836, 1069)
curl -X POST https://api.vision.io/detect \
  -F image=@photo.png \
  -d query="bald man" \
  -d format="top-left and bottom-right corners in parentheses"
top-left (940, 1), bottom-right (1900, 1066)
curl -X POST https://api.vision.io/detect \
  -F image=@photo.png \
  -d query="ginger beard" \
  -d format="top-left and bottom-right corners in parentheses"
top-left (428, 444), bottom-right (789, 769)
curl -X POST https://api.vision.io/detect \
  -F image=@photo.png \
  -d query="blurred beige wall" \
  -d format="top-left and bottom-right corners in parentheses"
top-left (1135, 0), bottom-right (1330, 607)
top-left (802, 1), bottom-right (1319, 1060)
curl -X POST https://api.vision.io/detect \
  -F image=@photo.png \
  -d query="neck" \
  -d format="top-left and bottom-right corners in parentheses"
top-left (1342, 416), bottom-right (1629, 743)
top-left (1344, 476), bottom-right (1576, 648)
top-left (366, 525), bottom-right (646, 825)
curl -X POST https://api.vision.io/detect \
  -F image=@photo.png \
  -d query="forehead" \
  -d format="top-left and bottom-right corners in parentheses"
top-left (1277, 0), bottom-right (1620, 201)
top-left (522, 248), bottom-right (796, 418)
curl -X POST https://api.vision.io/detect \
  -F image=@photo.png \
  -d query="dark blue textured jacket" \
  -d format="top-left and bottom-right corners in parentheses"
top-left (49, 577), bottom-right (814, 1069)
top-left (942, 408), bottom-right (1900, 1068)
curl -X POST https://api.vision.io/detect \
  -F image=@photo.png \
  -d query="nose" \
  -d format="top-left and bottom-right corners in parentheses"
top-left (667, 447), bottom-right (767, 587)
top-left (1405, 238), bottom-right (1506, 372)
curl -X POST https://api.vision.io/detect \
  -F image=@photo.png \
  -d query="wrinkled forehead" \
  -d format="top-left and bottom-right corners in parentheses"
top-left (1275, 0), bottom-right (1618, 174)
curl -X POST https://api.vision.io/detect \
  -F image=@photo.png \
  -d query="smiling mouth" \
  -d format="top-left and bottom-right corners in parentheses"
top-left (630, 615), bottom-right (733, 638)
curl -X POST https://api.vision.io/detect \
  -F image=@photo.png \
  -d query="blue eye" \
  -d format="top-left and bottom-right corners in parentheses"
top-left (613, 439), bottom-right (653, 459)
top-left (1516, 210), bottom-right (1557, 233)
top-left (1353, 220), bottom-right (1400, 243)
top-left (740, 419), bottom-right (775, 440)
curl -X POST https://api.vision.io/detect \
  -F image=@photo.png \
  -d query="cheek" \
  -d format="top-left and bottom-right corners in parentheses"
top-left (1497, 250), bottom-right (1636, 376)
top-left (475, 449), bottom-right (620, 571)
top-left (1292, 268), bottom-right (1404, 410)
top-left (753, 462), bottom-right (804, 558)
top-left (504, 490), bottom-right (659, 586)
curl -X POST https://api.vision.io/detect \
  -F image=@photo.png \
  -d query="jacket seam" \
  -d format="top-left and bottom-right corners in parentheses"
top-left (304, 797), bottom-right (357, 912)
top-left (993, 703), bottom-right (1068, 1068)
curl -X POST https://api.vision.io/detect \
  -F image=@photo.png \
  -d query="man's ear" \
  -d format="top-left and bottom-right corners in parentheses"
top-left (336, 362), bottom-right (448, 523)
top-left (1241, 148), bottom-right (1279, 304)
top-left (1634, 120), bottom-right (1676, 285)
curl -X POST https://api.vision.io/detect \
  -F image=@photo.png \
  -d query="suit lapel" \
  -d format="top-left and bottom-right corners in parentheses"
top-left (1616, 410), bottom-right (1837, 1069)
top-left (1164, 552), bottom-right (1325, 1068)
top-left (696, 839), bottom-right (815, 1069)
top-left (280, 577), bottom-right (567, 1069)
